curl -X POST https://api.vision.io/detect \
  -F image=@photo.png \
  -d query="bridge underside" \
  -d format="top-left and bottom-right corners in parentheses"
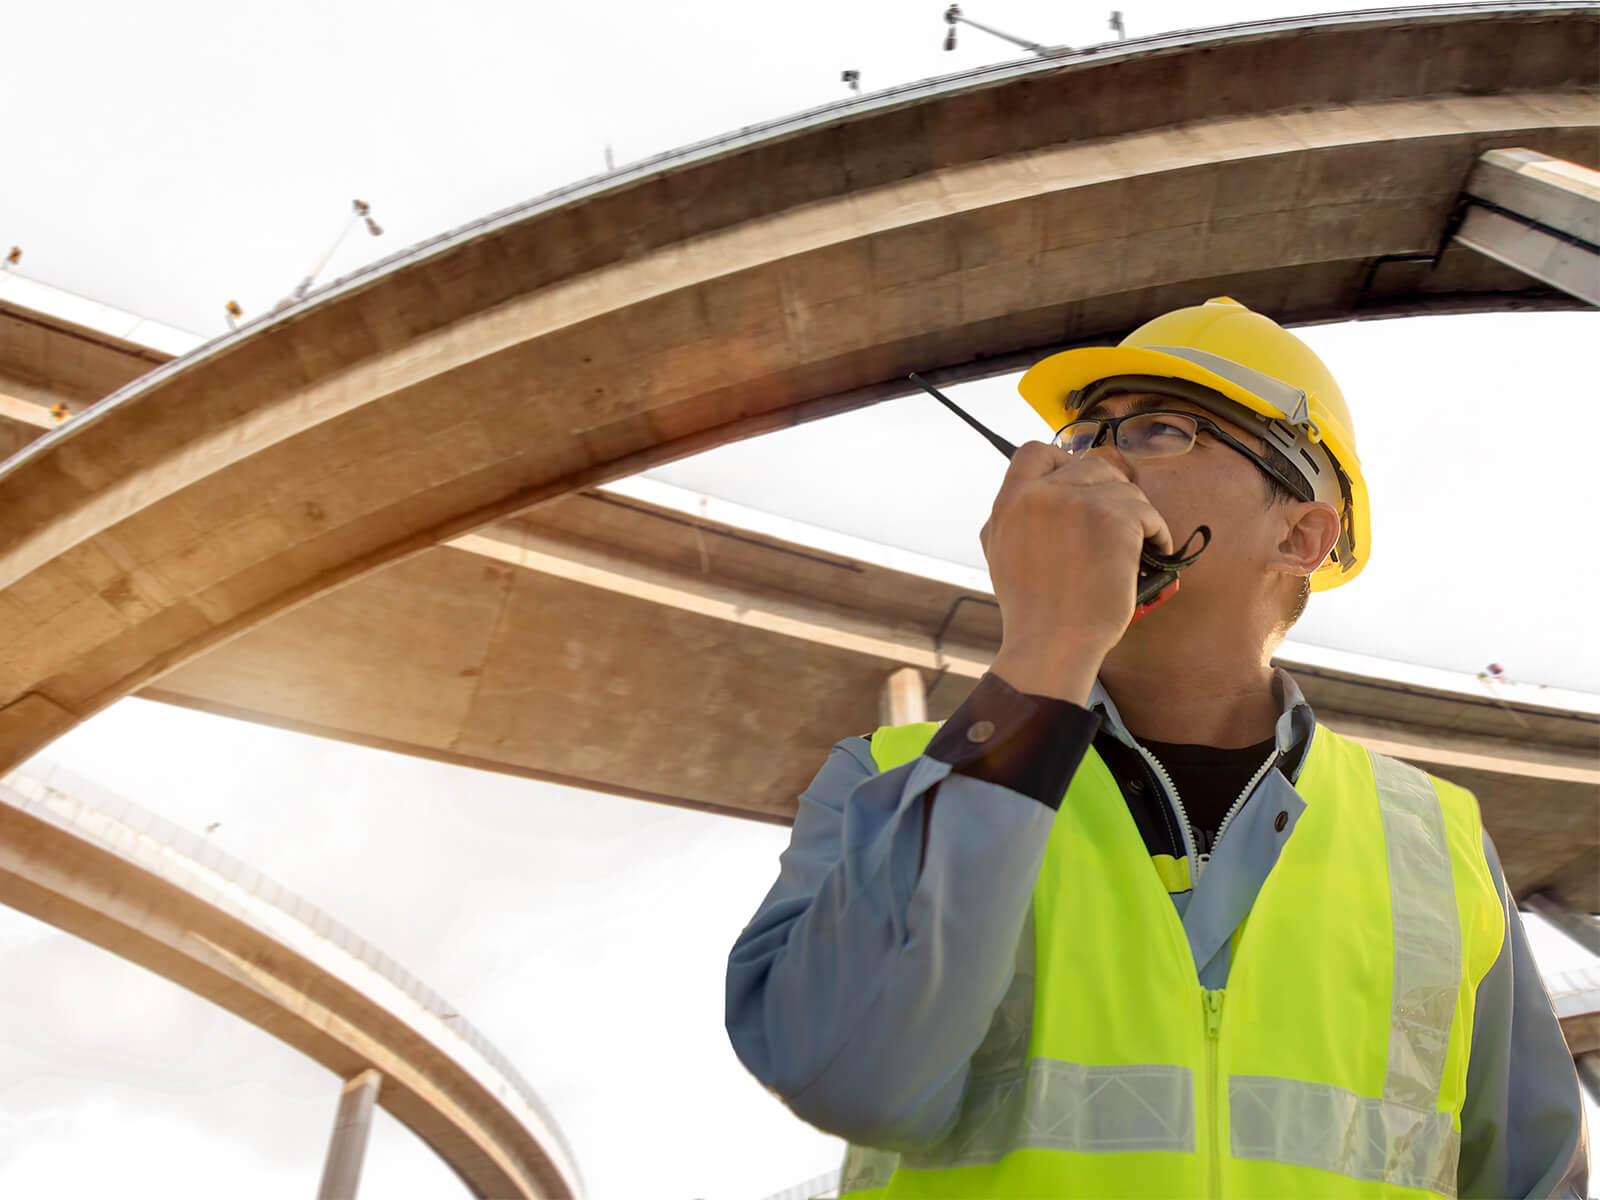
top-left (0, 770), bottom-right (580, 1198)
top-left (138, 487), bottom-right (1599, 912)
top-left (0, 7), bottom-right (1595, 910)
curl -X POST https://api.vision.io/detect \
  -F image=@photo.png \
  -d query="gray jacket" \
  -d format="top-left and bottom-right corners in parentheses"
top-left (725, 669), bottom-right (1589, 1197)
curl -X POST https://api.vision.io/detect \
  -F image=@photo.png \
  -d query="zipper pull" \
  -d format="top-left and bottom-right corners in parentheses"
top-left (1204, 989), bottom-right (1225, 1039)
top-left (1195, 851), bottom-right (1210, 883)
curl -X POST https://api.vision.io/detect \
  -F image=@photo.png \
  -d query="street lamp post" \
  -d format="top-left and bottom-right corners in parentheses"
top-left (943, 4), bottom-right (1061, 56)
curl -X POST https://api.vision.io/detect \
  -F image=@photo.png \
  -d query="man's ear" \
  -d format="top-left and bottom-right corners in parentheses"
top-left (1271, 501), bottom-right (1341, 575)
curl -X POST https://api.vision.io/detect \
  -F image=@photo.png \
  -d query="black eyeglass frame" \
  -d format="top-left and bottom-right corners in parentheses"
top-left (1053, 409), bottom-right (1314, 503)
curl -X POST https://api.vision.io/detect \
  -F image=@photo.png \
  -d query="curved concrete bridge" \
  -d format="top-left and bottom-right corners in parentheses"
top-left (1, 3), bottom-right (1595, 775)
top-left (0, 763), bottom-right (583, 1199)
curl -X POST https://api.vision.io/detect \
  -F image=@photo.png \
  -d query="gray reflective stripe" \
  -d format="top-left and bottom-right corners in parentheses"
top-left (1141, 345), bottom-right (1312, 431)
top-left (1230, 1077), bottom-right (1459, 1196)
top-left (839, 907), bottom-right (1038, 1192)
top-left (846, 752), bottom-right (1464, 1194)
top-left (1369, 752), bottom-right (1461, 1111)
top-left (902, 1059), bottom-right (1195, 1168)
top-left (839, 1145), bottom-right (898, 1192)
top-left (1231, 751), bottom-right (1463, 1196)
top-left (902, 908), bottom-right (1193, 1169)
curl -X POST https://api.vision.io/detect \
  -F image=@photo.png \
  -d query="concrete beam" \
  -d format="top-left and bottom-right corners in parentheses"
top-left (138, 487), bottom-right (1598, 901)
top-left (0, 388), bottom-right (53, 429)
top-left (0, 5), bottom-right (1594, 788)
top-left (452, 528), bottom-right (991, 681)
top-left (1530, 852), bottom-right (1600, 918)
top-left (0, 767), bottom-right (582, 1199)
top-left (1524, 892), bottom-right (1600, 957)
top-left (1314, 709), bottom-right (1600, 787)
top-left (1455, 148), bottom-right (1600, 304)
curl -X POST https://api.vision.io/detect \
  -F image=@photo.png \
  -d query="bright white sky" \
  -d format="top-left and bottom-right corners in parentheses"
top-left (3, 1), bottom-right (1597, 1197)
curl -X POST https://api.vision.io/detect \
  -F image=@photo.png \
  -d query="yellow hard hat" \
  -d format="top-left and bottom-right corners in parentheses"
top-left (1017, 297), bottom-right (1368, 591)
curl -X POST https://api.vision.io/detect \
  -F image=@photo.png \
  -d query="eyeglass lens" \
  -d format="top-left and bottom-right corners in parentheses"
top-left (1055, 411), bottom-right (1200, 458)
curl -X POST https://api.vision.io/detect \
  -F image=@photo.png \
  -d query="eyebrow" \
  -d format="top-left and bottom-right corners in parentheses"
top-left (1074, 392), bottom-right (1191, 422)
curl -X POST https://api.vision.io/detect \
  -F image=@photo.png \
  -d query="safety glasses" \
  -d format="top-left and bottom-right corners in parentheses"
top-left (1052, 409), bottom-right (1313, 503)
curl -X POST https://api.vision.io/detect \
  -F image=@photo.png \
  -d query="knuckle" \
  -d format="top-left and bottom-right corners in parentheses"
top-left (1011, 441), bottom-right (1061, 474)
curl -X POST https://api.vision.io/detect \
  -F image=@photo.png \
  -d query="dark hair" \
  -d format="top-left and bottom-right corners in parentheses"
top-left (1256, 441), bottom-right (1312, 628)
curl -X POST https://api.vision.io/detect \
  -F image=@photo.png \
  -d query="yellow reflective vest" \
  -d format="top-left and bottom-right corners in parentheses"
top-left (838, 718), bottom-right (1505, 1199)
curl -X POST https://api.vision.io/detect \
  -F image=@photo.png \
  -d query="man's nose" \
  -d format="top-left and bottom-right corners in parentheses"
top-left (1087, 429), bottom-right (1134, 471)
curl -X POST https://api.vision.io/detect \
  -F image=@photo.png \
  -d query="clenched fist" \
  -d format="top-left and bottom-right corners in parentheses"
top-left (981, 441), bottom-right (1172, 704)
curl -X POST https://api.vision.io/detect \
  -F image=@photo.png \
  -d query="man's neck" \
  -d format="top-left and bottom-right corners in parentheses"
top-left (1098, 624), bottom-right (1281, 749)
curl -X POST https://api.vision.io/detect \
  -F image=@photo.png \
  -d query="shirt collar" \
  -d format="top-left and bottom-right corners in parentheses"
top-left (1088, 666), bottom-right (1315, 757)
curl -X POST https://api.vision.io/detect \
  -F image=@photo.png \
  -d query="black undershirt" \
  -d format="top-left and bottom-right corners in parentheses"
top-left (1139, 735), bottom-right (1278, 855)
top-left (919, 673), bottom-right (1297, 868)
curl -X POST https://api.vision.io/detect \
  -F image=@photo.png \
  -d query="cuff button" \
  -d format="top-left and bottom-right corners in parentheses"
top-left (966, 720), bottom-right (997, 744)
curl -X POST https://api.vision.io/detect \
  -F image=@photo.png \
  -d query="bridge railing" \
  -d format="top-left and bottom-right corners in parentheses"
top-left (755, 1167), bottom-right (840, 1200)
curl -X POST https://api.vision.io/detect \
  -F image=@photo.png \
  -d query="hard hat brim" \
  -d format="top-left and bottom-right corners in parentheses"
top-left (1018, 345), bottom-right (1369, 591)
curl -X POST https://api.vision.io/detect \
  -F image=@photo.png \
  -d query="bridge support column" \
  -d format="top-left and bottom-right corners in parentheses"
top-left (1454, 148), bottom-right (1600, 305)
top-left (881, 667), bottom-right (928, 727)
top-left (317, 1069), bottom-right (382, 1200)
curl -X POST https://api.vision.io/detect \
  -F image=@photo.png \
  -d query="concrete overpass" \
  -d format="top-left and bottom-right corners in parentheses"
top-left (2, 2), bottom-right (1597, 780)
top-left (0, 0), bottom-right (1596, 1130)
top-left (0, 762), bottom-right (583, 1199)
top-left (4, 263), bottom-right (1595, 910)
top-left (142, 478), bottom-right (1600, 911)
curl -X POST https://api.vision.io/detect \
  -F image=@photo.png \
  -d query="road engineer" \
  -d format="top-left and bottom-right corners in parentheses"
top-left (725, 298), bottom-right (1588, 1197)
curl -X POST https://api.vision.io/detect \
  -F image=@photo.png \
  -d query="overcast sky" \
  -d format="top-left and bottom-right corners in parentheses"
top-left (3, 1), bottom-right (1597, 1197)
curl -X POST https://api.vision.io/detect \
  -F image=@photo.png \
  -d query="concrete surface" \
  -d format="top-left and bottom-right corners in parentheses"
top-left (1, 4), bottom-right (1596, 781)
top-left (0, 765), bottom-right (583, 1200)
top-left (1456, 147), bottom-right (1600, 301)
top-left (140, 484), bottom-right (1599, 911)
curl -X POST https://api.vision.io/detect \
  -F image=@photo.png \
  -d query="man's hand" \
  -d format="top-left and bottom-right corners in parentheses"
top-left (981, 441), bottom-right (1172, 703)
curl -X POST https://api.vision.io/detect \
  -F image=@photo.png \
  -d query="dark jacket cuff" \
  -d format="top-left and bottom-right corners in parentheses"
top-left (924, 672), bottom-right (1101, 810)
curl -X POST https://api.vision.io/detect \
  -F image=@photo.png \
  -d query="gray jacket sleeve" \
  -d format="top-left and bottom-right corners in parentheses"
top-left (1458, 832), bottom-right (1590, 1198)
top-left (723, 735), bottom-right (1056, 1150)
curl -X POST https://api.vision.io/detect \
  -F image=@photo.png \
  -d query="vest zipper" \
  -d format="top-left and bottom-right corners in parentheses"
top-left (1129, 741), bottom-right (1200, 882)
top-left (1208, 750), bottom-right (1282, 867)
top-left (1204, 988), bottom-right (1225, 1198)
top-left (1133, 740), bottom-right (1281, 886)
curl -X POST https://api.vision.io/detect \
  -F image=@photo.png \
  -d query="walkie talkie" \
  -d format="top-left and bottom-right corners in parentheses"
top-left (908, 373), bottom-right (1210, 620)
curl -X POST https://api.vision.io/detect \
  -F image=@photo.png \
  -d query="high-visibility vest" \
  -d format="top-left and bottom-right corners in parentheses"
top-left (837, 719), bottom-right (1505, 1199)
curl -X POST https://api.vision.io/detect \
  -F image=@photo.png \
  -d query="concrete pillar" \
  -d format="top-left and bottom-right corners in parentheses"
top-left (881, 667), bottom-right (928, 727)
top-left (317, 1069), bottom-right (382, 1200)
top-left (1523, 892), bottom-right (1600, 958)
top-left (1454, 148), bottom-right (1600, 305)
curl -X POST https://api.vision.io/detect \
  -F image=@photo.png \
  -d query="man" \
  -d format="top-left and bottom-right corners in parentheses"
top-left (724, 298), bottom-right (1588, 1197)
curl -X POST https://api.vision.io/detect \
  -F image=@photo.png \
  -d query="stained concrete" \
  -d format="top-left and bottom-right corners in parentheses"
top-left (141, 487), bottom-right (1600, 911)
top-left (0, 7), bottom-right (1595, 908)
top-left (2, 7), bottom-right (1596, 777)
